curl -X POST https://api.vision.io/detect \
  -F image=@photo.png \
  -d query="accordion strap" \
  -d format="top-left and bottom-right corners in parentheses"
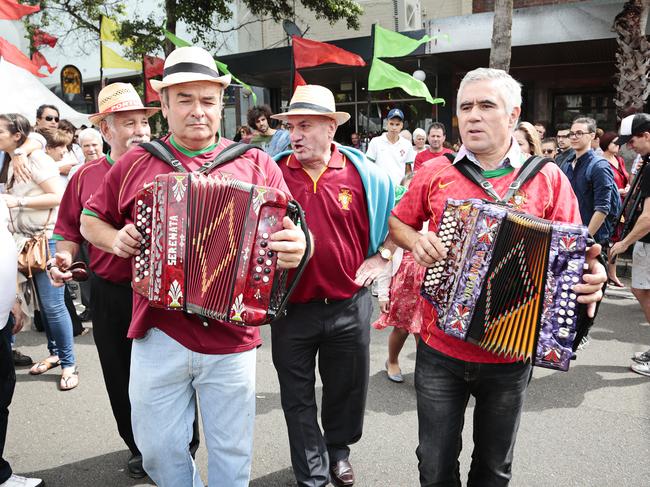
top-left (140, 139), bottom-right (259, 174)
top-left (449, 153), bottom-right (552, 203)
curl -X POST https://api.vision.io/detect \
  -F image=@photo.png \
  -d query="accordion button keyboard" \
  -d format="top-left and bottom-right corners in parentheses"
top-left (260, 241), bottom-right (268, 248)
top-left (262, 276), bottom-right (270, 283)
top-left (262, 233), bottom-right (269, 239)
top-left (265, 259), bottom-right (272, 266)
top-left (253, 274), bottom-right (261, 281)
top-left (257, 257), bottom-right (264, 264)
top-left (259, 250), bottom-right (266, 256)
top-left (264, 268), bottom-right (271, 274)
top-left (255, 266), bottom-right (262, 273)
top-left (267, 251), bottom-right (275, 257)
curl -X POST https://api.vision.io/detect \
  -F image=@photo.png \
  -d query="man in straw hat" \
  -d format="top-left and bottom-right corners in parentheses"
top-left (80, 47), bottom-right (307, 487)
top-left (271, 84), bottom-right (395, 486)
top-left (47, 82), bottom-right (167, 477)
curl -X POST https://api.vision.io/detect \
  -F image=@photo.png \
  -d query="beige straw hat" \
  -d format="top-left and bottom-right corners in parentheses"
top-left (150, 46), bottom-right (231, 93)
top-left (88, 83), bottom-right (160, 125)
top-left (271, 85), bottom-right (350, 125)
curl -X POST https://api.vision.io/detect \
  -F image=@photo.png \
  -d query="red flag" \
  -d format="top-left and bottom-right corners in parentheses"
top-left (293, 70), bottom-right (307, 92)
top-left (292, 35), bottom-right (365, 69)
top-left (0, 0), bottom-right (39, 20)
top-left (31, 50), bottom-right (55, 74)
top-left (32, 28), bottom-right (57, 49)
top-left (0, 36), bottom-right (46, 77)
top-left (144, 55), bottom-right (164, 104)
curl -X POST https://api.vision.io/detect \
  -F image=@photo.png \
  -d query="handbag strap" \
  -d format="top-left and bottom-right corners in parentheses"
top-left (450, 154), bottom-right (552, 203)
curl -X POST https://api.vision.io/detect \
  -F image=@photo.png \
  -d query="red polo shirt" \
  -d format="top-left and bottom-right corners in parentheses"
top-left (414, 147), bottom-right (454, 172)
top-left (279, 145), bottom-right (369, 302)
top-left (84, 134), bottom-right (290, 354)
top-left (53, 154), bottom-right (131, 283)
top-left (392, 154), bottom-right (581, 363)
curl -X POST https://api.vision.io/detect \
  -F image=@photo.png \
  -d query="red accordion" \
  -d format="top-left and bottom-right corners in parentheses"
top-left (132, 172), bottom-right (307, 326)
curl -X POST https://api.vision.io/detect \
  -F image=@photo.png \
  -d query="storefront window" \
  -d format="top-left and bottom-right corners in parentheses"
top-left (553, 93), bottom-right (616, 130)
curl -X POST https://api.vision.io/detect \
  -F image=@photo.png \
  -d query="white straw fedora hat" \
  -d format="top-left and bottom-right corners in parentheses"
top-left (150, 46), bottom-right (231, 93)
top-left (88, 82), bottom-right (160, 125)
top-left (271, 85), bottom-right (350, 125)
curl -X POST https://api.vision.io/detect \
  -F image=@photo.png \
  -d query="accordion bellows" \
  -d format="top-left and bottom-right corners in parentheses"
top-left (421, 199), bottom-right (589, 371)
top-left (132, 172), bottom-right (301, 326)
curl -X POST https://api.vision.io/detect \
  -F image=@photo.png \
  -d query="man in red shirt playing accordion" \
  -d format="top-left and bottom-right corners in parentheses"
top-left (80, 46), bottom-right (307, 487)
top-left (389, 68), bottom-right (607, 486)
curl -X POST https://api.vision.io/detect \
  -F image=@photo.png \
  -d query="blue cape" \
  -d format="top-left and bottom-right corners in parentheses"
top-left (274, 145), bottom-right (394, 256)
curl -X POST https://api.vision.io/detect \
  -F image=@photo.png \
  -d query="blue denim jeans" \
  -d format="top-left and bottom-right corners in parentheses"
top-left (129, 328), bottom-right (256, 487)
top-left (415, 341), bottom-right (532, 487)
top-left (32, 240), bottom-right (75, 368)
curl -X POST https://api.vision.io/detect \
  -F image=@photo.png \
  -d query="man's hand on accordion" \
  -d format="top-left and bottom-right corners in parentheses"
top-left (269, 216), bottom-right (308, 269)
top-left (112, 224), bottom-right (144, 259)
top-left (412, 232), bottom-right (448, 267)
top-left (575, 243), bottom-right (607, 318)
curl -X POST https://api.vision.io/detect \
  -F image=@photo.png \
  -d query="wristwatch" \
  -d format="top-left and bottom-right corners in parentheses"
top-left (17, 197), bottom-right (27, 208)
top-left (378, 245), bottom-right (392, 261)
top-left (12, 148), bottom-right (25, 158)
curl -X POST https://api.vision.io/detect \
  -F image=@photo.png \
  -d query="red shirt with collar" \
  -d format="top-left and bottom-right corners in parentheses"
top-left (392, 154), bottom-right (581, 363)
top-left (414, 147), bottom-right (454, 172)
top-left (84, 135), bottom-right (290, 354)
top-left (278, 144), bottom-right (369, 302)
top-left (53, 154), bottom-right (131, 283)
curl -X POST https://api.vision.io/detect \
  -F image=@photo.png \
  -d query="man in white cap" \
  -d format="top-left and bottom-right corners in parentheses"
top-left (271, 84), bottom-right (395, 486)
top-left (80, 47), bottom-right (307, 487)
top-left (366, 108), bottom-right (415, 185)
top-left (610, 113), bottom-right (650, 376)
top-left (47, 82), bottom-right (165, 478)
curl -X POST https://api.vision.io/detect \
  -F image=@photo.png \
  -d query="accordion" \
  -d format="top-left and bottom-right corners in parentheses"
top-left (421, 199), bottom-right (590, 371)
top-left (132, 172), bottom-right (307, 326)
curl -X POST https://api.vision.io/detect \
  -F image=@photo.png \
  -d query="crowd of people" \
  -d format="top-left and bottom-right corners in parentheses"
top-left (8, 43), bottom-right (650, 487)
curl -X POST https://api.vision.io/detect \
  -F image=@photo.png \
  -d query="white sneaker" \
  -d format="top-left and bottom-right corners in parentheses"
top-left (0, 474), bottom-right (43, 487)
top-left (632, 349), bottom-right (650, 363)
top-left (630, 361), bottom-right (650, 377)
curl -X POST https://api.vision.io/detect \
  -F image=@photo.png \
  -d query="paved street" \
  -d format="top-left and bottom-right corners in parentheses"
top-left (5, 281), bottom-right (650, 486)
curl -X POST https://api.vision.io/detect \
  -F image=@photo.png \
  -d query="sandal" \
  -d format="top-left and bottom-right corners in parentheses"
top-left (59, 366), bottom-right (79, 391)
top-left (608, 278), bottom-right (626, 288)
top-left (29, 358), bottom-right (61, 375)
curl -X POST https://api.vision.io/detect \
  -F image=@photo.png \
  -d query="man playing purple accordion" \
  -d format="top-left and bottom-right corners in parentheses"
top-left (389, 68), bottom-right (607, 486)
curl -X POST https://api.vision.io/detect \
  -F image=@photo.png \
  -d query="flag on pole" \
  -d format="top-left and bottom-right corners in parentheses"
top-left (100, 16), bottom-right (120, 42)
top-left (292, 36), bottom-right (365, 91)
top-left (368, 25), bottom-right (444, 106)
top-left (101, 44), bottom-right (142, 70)
top-left (0, 36), bottom-right (46, 77)
top-left (0, 0), bottom-right (39, 20)
top-left (144, 55), bottom-right (164, 104)
top-left (32, 28), bottom-right (57, 49)
top-left (163, 29), bottom-right (257, 104)
top-left (31, 50), bottom-right (55, 74)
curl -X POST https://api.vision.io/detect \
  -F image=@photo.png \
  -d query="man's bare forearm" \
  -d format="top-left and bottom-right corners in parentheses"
top-left (587, 211), bottom-right (606, 237)
top-left (388, 215), bottom-right (420, 251)
top-left (55, 240), bottom-right (80, 261)
top-left (80, 214), bottom-right (118, 254)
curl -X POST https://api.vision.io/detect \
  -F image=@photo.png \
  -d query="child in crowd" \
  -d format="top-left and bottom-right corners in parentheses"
top-left (372, 173), bottom-right (425, 382)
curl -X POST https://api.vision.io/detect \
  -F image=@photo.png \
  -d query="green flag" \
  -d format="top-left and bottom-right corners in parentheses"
top-left (162, 29), bottom-right (257, 103)
top-left (373, 24), bottom-right (432, 59)
top-left (368, 59), bottom-right (444, 105)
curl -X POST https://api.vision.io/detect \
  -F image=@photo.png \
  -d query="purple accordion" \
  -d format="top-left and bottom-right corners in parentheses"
top-left (420, 199), bottom-right (589, 371)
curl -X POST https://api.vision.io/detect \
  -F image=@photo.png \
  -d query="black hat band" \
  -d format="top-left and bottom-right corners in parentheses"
top-left (163, 62), bottom-right (220, 79)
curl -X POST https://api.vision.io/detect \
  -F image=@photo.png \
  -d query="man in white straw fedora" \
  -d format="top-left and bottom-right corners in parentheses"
top-left (80, 47), bottom-right (307, 487)
top-left (271, 84), bottom-right (396, 486)
top-left (47, 82), bottom-right (168, 478)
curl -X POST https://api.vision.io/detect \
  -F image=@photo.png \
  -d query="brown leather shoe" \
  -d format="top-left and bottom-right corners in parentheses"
top-left (330, 459), bottom-right (355, 486)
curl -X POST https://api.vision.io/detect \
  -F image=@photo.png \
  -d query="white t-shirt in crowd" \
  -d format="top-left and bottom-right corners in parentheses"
top-left (0, 199), bottom-right (17, 330)
top-left (365, 133), bottom-right (415, 186)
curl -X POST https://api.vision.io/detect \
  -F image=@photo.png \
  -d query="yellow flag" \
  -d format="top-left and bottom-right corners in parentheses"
top-left (101, 44), bottom-right (142, 70)
top-left (100, 16), bottom-right (119, 42)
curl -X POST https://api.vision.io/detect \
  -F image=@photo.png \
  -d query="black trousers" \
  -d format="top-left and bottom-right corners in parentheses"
top-left (91, 275), bottom-right (200, 457)
top-left (271, 288), bottom-right (372, 487)
top-left (0, 319), bottom-right (15, 483)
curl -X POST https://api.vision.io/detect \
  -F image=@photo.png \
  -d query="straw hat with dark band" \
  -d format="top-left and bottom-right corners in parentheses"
top-left (88, 83), bottom-right (160, 126)
top-left (271, 85), bottom-right (350, 125)
top-left (150, 46), bottom-right (231, 93)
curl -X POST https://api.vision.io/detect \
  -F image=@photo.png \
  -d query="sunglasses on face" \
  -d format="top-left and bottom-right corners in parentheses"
top-left (568, 130), bottom-right (592, 138)
top-left (43, 115), bottom-right (59, 122)
top-left (542, 149), bottom-right (555, 155)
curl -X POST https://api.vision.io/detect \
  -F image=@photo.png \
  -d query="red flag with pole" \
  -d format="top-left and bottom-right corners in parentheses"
top-left (144, 55), bottom-right (164, 104)
top-left (292, 35), bottom-right (365, 92)
top-left (0, 0), bottom-right (39, 20)
top-left (31, 50), bottom-right (55, 74)
top-left (0, 36), bottom-right (46, 77)
top-left (32, 28), bottom-right (58, 49)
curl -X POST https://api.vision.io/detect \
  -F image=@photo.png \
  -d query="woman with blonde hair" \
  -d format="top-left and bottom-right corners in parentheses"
top-left (515, 121), bottom-right (543, 157)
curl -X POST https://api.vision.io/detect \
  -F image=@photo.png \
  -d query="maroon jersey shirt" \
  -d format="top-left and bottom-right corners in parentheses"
top-left (278, 145), bottom-right (369, 302)
top-left (414, 147), bottom-right (454, 172)
top-left (53, 154), bottom-right (131, 283)
top-left (85, 135), bottom-right (291, 354)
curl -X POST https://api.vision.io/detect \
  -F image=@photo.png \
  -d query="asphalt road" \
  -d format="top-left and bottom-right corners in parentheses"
top-left (5, 281), bottom-right (650, 487)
